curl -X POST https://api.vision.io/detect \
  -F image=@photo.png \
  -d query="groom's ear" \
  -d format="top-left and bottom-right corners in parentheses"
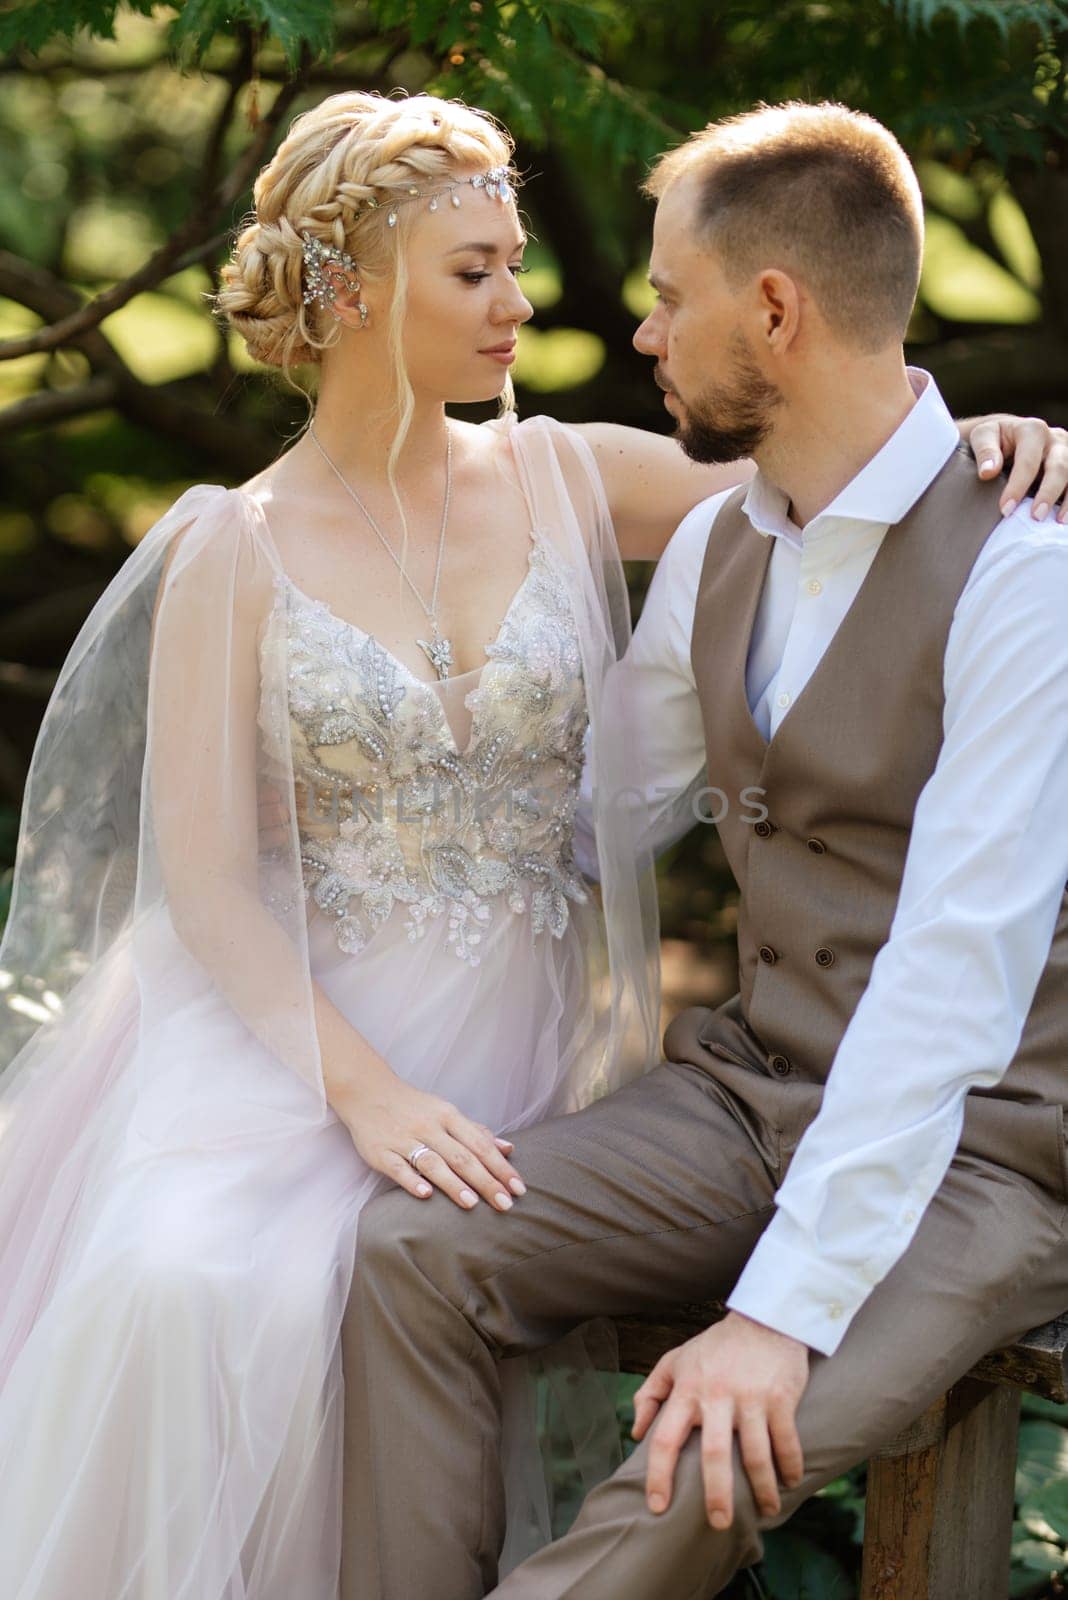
top-left (756, 269), bottom-right (802, 353)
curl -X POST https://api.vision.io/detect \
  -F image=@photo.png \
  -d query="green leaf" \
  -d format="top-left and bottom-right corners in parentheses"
top-left (0, 0), bottom-right (155, 53)
top-left (1010, 1563), bottom-right (1056, 1600)
top-left (1021, 1394), bottom-right (1068, 1423)
top-left (1011, 1535), bottom-right (1068, 1574)
top-left (1025, 1480), bottom-right (1068, 1545)
top-left (1016, 1421), bottom-right (1068, 1501)
top-left (168, 0), bottom-right (334, 65)
top-left (759, 1529), bottom-right (855, 1600)
top-left (0, 0), bottom-right (333, 63)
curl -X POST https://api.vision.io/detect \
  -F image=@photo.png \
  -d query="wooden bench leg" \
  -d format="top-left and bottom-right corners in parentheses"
top-left (860, 1377), bottom-right (1021, 1600)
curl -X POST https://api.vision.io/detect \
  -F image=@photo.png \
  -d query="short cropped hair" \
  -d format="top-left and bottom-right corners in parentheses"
top-left (644, 102), bottom-right (924, 351)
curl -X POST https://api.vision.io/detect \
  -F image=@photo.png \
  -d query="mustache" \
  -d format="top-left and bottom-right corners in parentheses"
top-left (653, 364), bottom-right (675, 395)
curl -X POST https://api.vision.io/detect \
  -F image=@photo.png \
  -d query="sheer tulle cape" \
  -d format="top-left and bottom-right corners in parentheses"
top-left (1, 413), bottom-right (659, 1113)
top-left (0, 413), bottom-right (661, 1596)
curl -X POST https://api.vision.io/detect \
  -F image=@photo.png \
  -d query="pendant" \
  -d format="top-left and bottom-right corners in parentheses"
top-left (417, 629), bottom-right (454, 681)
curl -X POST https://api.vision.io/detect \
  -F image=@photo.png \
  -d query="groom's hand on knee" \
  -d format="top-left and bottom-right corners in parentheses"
top-left (632, 1311), bottom-right (809, 1531)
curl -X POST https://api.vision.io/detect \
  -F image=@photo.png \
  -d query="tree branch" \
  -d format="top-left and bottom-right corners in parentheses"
top-left (0, 251), bottom-right (270, 475)
top-left (1007, 145), bottom-right (1068, 339)
top-left (0, 376), bottom-right (119, 436)
top-left (527, 146), bottom-right (644, 355)
top-left (0, 61), bottom-right (309, 362)
top-left (0, 15), bottom-right (394, 81)
top-left (198, 27), bottom-right (255, 206)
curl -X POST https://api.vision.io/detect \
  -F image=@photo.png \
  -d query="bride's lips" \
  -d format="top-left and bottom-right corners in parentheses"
top-left (480, 343), bottom-right (517, 366)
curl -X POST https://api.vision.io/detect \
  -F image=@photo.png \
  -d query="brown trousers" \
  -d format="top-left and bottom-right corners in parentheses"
top-left (339, 1009), bottom-right (1068, 1600)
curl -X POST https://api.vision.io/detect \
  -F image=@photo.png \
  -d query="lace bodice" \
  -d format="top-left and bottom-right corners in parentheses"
top-left (268, 530), bottom-right (590, 965)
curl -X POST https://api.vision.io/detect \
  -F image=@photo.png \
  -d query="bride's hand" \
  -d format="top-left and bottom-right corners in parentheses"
top-left (964, 414), bottom-right (1068, 522)
top-left (337, 1072), bottom-right (526, 1213)
top-left (254, 787), bottom-right (524, 1212)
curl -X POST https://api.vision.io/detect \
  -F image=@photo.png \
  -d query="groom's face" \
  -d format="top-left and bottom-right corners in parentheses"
top-left (633, 177), bottom-right (783, 463)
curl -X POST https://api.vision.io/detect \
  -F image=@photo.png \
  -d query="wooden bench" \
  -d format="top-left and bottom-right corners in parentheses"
top-left (615, 1305), bottom-right (1068, 1599)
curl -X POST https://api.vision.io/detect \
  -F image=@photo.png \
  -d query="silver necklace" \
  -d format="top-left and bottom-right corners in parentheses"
top-left (308, 423), bottom-right (455, 681)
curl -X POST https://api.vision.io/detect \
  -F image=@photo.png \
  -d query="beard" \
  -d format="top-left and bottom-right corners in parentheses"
top-left (668, 332), bottom-right (783, 464)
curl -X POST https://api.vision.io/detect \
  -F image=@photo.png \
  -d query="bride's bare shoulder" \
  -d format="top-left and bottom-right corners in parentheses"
top-left (234, 448), bottom-right (324, 559)
top-left (236, 453), bottom-right (293, 509)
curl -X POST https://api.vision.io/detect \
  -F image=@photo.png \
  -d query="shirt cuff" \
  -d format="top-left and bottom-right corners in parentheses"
top-left (725, 1212), bottom-right (877, 1357)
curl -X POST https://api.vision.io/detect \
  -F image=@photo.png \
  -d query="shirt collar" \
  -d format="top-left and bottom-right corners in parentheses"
top-left (743, 368), bottom-right (961, 547)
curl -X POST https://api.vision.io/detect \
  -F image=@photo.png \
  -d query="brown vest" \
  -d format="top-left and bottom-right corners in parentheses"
top-left (685, 447), bottom-right (1068, 1185)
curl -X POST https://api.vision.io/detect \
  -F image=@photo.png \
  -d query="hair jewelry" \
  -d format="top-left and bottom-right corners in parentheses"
top-left (302, 165), bottom-right (517, 320)
top-left (301, 234), bottom-right (367, 323)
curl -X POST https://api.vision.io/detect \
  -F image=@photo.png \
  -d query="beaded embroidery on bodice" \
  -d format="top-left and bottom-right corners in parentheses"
top-left (273, 530), bottom-right (590, 965)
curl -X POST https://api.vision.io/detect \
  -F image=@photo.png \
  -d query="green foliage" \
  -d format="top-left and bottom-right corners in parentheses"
top-left (3, 0), bottom-right (1064, 174)
top-left (1011, 1402), bottom-right (1068, 1596)
top-left (1, 5), bottom-right (1067, 1592)
top-left (759, 1531), bottom-right (854, 1599)
top-left (169, 0), bottom-right (335, 66)
top-left (890, 0), bottom-right (1068, 35)
top-left (0, 0), bottom-right (156, 54)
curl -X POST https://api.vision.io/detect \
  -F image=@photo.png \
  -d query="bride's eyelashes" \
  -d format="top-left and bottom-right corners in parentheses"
top-left (459, 265), bottom-right (529, 284)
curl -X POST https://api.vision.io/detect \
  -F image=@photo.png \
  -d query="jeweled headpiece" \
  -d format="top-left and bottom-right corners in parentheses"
top-left (301, 165), bottom-right (519, 315)
top-left (301, 233), bottom-right (361, 315)
top-left (373, 164), bottom-right (517, 227)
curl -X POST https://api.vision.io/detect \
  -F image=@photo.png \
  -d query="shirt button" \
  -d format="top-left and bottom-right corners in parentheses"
top-left (828, 1302), bottom-right (844, 1320)
top-left (806, 838), bottom-right (827, 855)
top-left (754, 819), bottom-right (775, 839)
top-left (806, 579), bottom-right (823, 596)
top-left (758, 945), bottom-right (778, 965)
top-left (770, 1054), bottom-right (791, 1076)
top-left (776, 691), bottom-right (792, 710)
top-left (904, 1209), bottom-right (917, 1225)
top-left (814, 947), bottom-right (836, 968)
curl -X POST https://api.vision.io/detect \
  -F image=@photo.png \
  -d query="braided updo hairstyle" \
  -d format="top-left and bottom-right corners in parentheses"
top-left (216, 91), bottom-right (517, 370)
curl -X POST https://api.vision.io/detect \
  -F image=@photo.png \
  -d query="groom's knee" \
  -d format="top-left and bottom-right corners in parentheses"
top-left (551, 1432), bottom-right (767, 1596)
top-left (355, 1184), bottom-right (482, 1303)
top-left (356, 1185), bottom-right (435, 1271)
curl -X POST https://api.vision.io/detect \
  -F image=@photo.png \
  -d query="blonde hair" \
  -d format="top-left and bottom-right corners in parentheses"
top-left (645, 101), bottom-right (924, 352)
top-left (218, 90), bottom-right (515, 368)
top-left (216, 91), bottom-right (518, 597)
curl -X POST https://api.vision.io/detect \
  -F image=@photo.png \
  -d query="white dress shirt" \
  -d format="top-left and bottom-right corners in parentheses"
top-left (577, 369), bottom-right (1068, 1356)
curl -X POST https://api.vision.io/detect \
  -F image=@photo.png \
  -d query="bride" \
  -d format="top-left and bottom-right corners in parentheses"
top-left (0, 89), bottom-right (1056, 1600)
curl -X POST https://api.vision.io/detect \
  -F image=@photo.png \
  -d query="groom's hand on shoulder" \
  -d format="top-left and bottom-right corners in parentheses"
top-left (633, 1310), bottom-right (809, 1531)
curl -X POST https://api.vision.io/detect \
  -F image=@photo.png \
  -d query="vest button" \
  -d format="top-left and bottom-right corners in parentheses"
top-left (806, 838), bottom-right (827, 855)
top-left (815, 947), bottom-right (836, 968)
top-left (758, 945), bottom-right (778, 965)
top-left (770, 1054), bottom-right (792, 1076)
top-left (754, 820), bottom-right (775, 839)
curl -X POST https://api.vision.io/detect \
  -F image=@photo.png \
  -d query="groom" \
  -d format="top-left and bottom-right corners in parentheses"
top-left (340, 102), bottom-right (1068, 1597)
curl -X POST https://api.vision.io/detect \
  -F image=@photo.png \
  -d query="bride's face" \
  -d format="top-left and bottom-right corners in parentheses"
top-left (393, 181), bottom-right (534, 405)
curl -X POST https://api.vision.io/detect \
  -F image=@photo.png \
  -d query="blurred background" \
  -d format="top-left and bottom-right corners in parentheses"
top-left (1, 1), bottom-right (1067, 1593)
